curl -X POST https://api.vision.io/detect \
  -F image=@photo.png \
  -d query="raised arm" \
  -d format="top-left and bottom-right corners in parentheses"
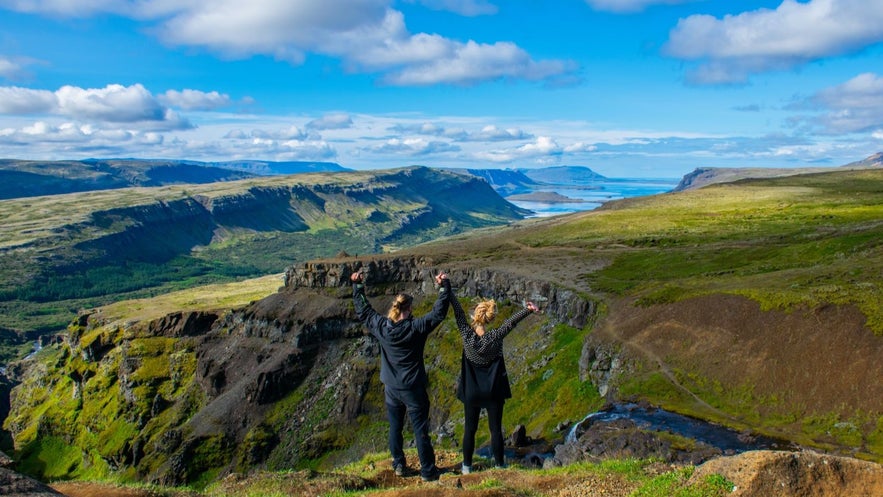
top-left (485, 301), bottom-right (539, 342)
top-left (351, 270), bottom-right (385, 334)
top-left (450, 290), bottom-right (472, 336)
top-left (412, 272), bottom-right (452, 334)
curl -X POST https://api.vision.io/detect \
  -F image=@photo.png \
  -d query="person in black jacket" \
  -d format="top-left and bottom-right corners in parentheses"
top-left (351, 268), bottom-right (451, 481)
top-left (449, 289), bottom-right (538, 474)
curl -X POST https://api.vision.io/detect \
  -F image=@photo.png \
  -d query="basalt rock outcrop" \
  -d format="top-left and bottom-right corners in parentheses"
top-left (4, 254), bottom-right (593, 486)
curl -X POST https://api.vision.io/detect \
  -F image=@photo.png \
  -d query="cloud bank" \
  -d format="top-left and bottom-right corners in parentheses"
top-left (664, 0), bottom-right (883, 84)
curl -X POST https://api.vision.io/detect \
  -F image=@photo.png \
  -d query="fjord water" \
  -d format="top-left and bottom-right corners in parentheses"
top-left (509, 178), bottom-right (679, 217)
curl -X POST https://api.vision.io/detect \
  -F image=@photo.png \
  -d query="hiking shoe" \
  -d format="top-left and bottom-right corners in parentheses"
top-left (421, 466), bottom-right (443, 482)
top-left (461, 464), bottom-right (472, 475)
top-left (393, 464), bottom-right (405, 477)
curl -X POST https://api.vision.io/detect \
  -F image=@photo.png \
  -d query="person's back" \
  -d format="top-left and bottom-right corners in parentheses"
top-left (362, 308), bottom-right (433, 390)
top-left (351, 269), bottom-right (450, 481)
top-left (449, 292), bottom-right (538, 473)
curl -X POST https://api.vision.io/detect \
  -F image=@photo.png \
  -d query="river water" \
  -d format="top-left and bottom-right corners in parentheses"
top-left (478, 402), bottom-right (795, 464)
top-left (567, 403), bottom-right (795, 452)
top-left (508, 178), bottom-right (679, 217)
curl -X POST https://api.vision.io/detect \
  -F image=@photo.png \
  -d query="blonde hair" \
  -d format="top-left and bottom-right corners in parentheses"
top-left (387, 293), bottom-right (413, 322)
top-left (471, 299), bottom-right (497, 327)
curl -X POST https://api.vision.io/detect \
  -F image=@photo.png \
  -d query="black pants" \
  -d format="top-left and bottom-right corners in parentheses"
top-left (462, 400), bottom-right (505, 467)
top-left (385, 386), bottom-right (436, 478)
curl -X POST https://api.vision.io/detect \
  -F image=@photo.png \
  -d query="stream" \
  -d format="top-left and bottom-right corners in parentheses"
top-left (566, 403), bottom-right (795, 452)
top-left (478, 402), bottom-right (797, 465)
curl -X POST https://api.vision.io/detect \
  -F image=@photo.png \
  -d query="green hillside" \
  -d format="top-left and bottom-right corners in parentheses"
top-left (0, 166), bottom-right (528, 352)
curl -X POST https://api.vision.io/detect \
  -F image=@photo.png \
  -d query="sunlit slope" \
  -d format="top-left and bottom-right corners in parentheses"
top-left (521, 170), bottom-right (883, 332)
top-left (413, 168), bottom-right (882, 457)
top-left (420, 168), bottom-right (883, 334)
top-left (0, 166), bottom-right (527, 341)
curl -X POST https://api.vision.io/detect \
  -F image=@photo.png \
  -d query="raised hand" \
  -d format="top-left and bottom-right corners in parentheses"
top-left (526, 301), bottom-right (539, 313)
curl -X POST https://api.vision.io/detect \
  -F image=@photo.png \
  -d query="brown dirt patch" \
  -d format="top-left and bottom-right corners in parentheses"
top-left (598, 294), bottom-right (883, 421)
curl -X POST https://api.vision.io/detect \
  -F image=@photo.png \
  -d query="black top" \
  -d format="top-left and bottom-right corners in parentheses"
top-left (353, 280), bottom-right (450, 390)
top-left (451, 295), bottom-right (532, 405)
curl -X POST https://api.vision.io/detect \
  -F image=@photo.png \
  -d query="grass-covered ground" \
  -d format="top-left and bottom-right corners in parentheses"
top-left (50, 449), bottom-right (735, 497)
top-left (5, 168), bottom-right (882, 493)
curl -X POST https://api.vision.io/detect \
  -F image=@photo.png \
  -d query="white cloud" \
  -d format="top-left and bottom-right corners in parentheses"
top-left (564, 142), bottom-right (598, 153)
top-left (370, 137), bottom-right (460, 156)
top-left (378, 38), bottom-right (573, 86)
top-left (789, 72), bottom-right (883, 134)
top-left (465, 125), bottom-right (533, 142)
top-left (0, 55), bottom-right (36, 81)
top-left (585, 0), bottom-right (695, 14)
top-left (218, 122), bottom-right (337, 160)
top-left (2, 0), bottom-right (572, 87)
top-left (159, 89), bottom-right (232, 110)
top-left (0, 84), bottom-right (193, 130)
top-left (410, 0), bottom-right (497, 16)
top-left (473, 136), bottom-right (562, 163)
top-left (0, 0), bottom-right (130, 17)
top-left (307, 113), bottom-right (354, 130)
top-left (0, 86), bottom-right (56, 113)
top-left (56, 84), bottom-right (193, 129)
top-left (664, 0), bottom-right (883, 84)
top-left (0, 119), bottom-right (165, 152)
top-left (249, 125), bottom-right (309, 141)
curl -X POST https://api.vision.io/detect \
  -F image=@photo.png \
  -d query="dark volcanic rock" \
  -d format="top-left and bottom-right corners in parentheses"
top-left (546, 416), bottom-right (723, 469)
top-left (0, 467), bottom-right (65, 496)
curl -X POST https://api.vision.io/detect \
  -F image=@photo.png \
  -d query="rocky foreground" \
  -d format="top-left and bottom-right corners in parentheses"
top-left (2, 448), bottom-right (882, 497)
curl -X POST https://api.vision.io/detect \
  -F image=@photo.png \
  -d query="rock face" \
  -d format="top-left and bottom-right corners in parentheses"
top-left (285, 258), bottom-right (594, 330)
top-left (6, 253), bottom-right (881, 488)
top-left (5, 254), bottom-right (590, 486)
top-left (690, 450), bottom-right (883, 497)
top-left (0, 454), bottom-right (64, 497)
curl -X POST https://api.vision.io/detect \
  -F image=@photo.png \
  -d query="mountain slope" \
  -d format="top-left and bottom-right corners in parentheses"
top-left (673, 151), bottom-right (883, 191)
top-left (0, 166), bottom-right (528, 339)
top-left (4, 168), bottom-right (881, 489)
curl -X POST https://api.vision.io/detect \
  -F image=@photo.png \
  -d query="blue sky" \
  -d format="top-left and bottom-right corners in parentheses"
top-left (1, 0), bottom-right (882, 178)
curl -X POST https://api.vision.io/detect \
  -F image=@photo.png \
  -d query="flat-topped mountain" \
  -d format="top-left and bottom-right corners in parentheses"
top-left (519, 165), bottom-right (606, 184)
top-left (674, 151), bottom-right (883, 191)
top-left (455, 165), bottom-right (607, 197)
top-left (0, 158), bottom-right (349, 200)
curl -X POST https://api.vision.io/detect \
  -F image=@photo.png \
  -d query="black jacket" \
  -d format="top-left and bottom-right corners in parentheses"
top-left (353, 280), bottom-right (451, 390)
top-left (451, 295), bottom-right (532, 405)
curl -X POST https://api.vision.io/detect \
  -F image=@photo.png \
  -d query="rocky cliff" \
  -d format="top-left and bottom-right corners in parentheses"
top-left (4, 255), bottom-right (596, 485)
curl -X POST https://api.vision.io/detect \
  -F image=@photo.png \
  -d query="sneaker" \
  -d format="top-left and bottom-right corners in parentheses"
top-left (421, 466), bottom-right (443, 482)
top-left (461, 464), bottom-right (472, 475)
top-left (393, 463), bottom-right (405, 477)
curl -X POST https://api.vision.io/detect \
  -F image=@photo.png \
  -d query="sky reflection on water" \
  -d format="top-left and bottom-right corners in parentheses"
top-left (509, 178), bottom-right (679, 217)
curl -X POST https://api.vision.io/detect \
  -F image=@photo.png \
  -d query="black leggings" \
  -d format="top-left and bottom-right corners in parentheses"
top-left (462, 401), bottom-right (505, 466)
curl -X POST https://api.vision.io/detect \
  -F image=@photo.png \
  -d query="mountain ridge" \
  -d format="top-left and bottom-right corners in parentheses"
top-left (0, 158), bottom-right (349, 200)
top-left (673, 151), bottom-right (883, 191)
